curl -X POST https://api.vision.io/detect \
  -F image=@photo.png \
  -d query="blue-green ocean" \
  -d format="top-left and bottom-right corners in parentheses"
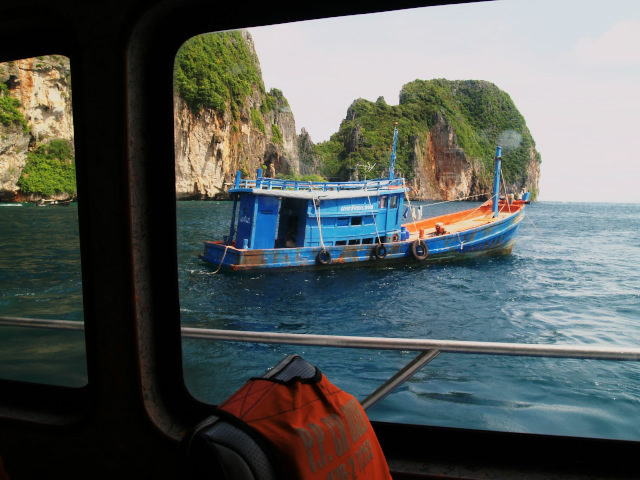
top-left (2, 201), bottom-right (640, 440)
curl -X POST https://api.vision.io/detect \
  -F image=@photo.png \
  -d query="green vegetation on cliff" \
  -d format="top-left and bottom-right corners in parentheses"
top-left (271, 124), bottom-right (283, 145)
top-left (172, 34), bottom-right (538, 192)
top-left (17, 140), bottom-right (76, 196)
top-left (174, 32), bottom-right (291, 153)
top-left (410, 79), bottom-right (539, 184)
top-left (276, 173), bottom-right (325, 182)
top-left (315, 79), bottom-right (539, 186)
top-left (261, 88), bottom-right (288, 114)
top-left (250, 108), bottom-right (265, 134)
top-left (315, 95), bottom-right (418, 181)
top-left (175, 31), bottom-right (264, 118)
top-left (0, 82), bottom-right (29, 133)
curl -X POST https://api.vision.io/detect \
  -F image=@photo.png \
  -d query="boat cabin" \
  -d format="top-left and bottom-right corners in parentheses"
top-left (229, 169), bottom-right (407, 250)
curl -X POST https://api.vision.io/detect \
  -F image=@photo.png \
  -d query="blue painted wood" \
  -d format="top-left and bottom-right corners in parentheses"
top-left (253, 195), bottom-right (280, 249)
top-left (235, 194), bottom-right (256, 249)
top-left (200, 201), bottom-right (525, 271)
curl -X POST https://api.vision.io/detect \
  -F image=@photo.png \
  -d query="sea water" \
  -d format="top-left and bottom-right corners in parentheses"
top-left (0, 204), bottom-right (86, 385)
top-left (2, 201), bottom-right (640, 440)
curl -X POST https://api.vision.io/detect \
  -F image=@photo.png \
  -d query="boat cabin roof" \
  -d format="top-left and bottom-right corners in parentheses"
top-left (230, 176), bottom-right (407, 200)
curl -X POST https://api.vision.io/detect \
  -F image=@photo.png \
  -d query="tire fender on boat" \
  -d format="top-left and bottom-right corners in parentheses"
top-left (316, 248), bottom-right (331, 265)
top-left (373, 243), bottom-right (387, 260)
top-left (410, 239), bottom-right (428, 261)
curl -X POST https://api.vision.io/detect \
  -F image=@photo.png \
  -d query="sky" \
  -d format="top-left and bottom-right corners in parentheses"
top-left (247, 0), bottom-right (640, 203)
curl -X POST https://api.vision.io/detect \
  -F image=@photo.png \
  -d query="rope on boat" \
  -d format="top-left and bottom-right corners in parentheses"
top-left (429, 192), bottom-right (490, 248)
top-left (402, 179), bottom-right (420, 236)
top-left (403, 183), bottom-right (493, 249)
top-left (525, 213), bottom-right (552, 248)
top-left (459, 198), bottom-right (492, 223)
top-left (501, 175), bottom-right (512, 214)
top-left (410, 192), bottom-right (493, 228)
top-left (452, 195), bottom-right (493, 249)
top-left (311, 192), bottom-right (326, 251)
top-left (418, 192), bottom-right (490, 209)
top-left (365, 190), bottom-right (383, 244)
top-left (211, 244), bottom-right (230, 274)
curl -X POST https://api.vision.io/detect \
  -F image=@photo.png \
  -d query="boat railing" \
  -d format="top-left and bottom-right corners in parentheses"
top-left (233, 176), bottom-right (405, 193)
top-left (3, 315), bottom-right (639, 412)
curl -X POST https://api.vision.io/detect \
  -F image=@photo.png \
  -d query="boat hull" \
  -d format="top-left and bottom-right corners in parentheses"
top-left (201, 206), bottom-right (525, 271)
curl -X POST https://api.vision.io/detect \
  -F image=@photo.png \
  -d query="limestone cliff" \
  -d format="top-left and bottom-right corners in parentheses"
top-left (405, 80), bottom-right (541, 201)
top-left (0, 122), bottom-right (30, 199)
top-left (407, 113), bottom-right (540, 201)
top-left (173, 31), bottom-right (299, 200)
top-left (0, 56), bottom-right (73, 202)
top-left (1, 44), bottom-right (540, 205)
top-left (174, 88), bottom-right (299, 199)
top-left (298, 128), bottom-right (322, 176)
top-left (316, 80), bottom-right (541, 201)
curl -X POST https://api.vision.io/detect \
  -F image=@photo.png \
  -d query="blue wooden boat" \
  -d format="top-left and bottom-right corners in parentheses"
top-left (200, 127), bottom-right (525, 271)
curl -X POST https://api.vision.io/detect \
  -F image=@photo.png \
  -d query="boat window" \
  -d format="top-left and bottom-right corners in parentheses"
top-left (351, 216), bottom-right (362, 226)
top-left (348, 239), bottom-right (360, 245)
top-left (362, 238), bottom-right (373, 245)
top-left (175, 1), bottom-right (640, 444)
top-left (0, 55), bottom-right (86, 387)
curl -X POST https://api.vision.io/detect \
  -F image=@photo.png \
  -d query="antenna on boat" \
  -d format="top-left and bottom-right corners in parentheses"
top-left (388, 122), bottom-right (398, 180)
top-left (357, 162), bottom-right (376, 180)
top-left (492, 146), bottom-right (502, 218)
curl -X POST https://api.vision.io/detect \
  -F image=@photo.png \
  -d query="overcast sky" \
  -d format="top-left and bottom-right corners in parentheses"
top-left (248, 0), bottom-right (640, 203)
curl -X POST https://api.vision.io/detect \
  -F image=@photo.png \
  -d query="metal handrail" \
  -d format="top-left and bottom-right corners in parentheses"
top-left (233, 176), bottom-right (405, 192)
top-left (3, 316), bottom-right (640, 410)
top-left (181, 327), bottom-right (640, 410)
top-left (0, 317), bottom-right (84, 331)
top-left (4, 317), bottom-right (639, 360)
top-left (180, 327), bottom-right (640, 360)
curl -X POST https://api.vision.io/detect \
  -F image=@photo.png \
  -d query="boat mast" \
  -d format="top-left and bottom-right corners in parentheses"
top-left (388, 123), bottom-right (398, 180)
top-left (492, 146), bottom-right (502, 218)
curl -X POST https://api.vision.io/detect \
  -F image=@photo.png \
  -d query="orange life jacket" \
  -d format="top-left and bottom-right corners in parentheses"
top-left (218, 366), bottom-right (392, 480)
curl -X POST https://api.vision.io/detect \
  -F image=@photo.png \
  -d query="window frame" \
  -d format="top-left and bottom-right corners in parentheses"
top-left (0, 1), bottom-right (637, 478)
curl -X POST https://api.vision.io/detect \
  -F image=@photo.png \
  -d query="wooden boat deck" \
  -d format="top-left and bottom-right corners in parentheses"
top-left (404, 206), bottom-right (521, 241)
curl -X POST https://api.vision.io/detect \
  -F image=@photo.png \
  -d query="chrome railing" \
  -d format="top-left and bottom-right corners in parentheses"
top-left (3, 316), bottom-right (640, 411)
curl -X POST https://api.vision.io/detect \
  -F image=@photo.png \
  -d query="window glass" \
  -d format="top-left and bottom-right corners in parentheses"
top-left (176, 0), bottom-right (640, 442)
top-left (0, 55), bottom-right (85, 387)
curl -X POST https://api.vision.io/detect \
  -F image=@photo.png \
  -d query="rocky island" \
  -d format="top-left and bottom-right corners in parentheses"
top-left (1, 31), bottom-right (540, 203)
